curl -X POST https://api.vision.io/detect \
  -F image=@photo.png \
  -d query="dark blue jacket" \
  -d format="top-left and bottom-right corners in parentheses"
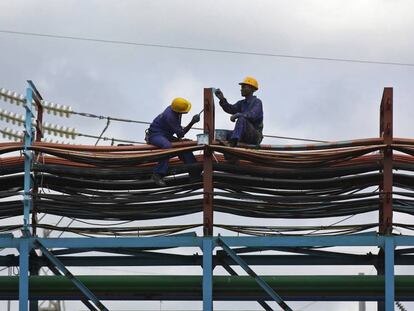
top-left (148, 106), bottom-right (185, 140)
top-left (220, 95), bottom-right (263, 131)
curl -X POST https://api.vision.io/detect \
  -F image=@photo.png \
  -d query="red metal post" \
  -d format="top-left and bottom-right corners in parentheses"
top-left (203, 88), bottom-right (215, 236)
top-left (379, 88), bottom-right (393, 235)
top-left (35, 102), bottom-right (43, 143)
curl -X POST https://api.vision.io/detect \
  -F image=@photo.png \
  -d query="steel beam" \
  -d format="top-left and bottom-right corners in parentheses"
top-left (35, 240), bottom-right (108, 311)
top-left (384, 237), bottom-right (395, 311)
top-left (0, 234), bottom-right (411, 249)
top-left (3, 253), bottom-right (414, 267)
top-left (202, 238), bottom-right (214, 311)
top-left (20, 83), bottom-right (36, 311)
top-left (379, 87), bottom-right (393, 234)
top-left (27, 80), bottom-right (44, 237)
top-left (220, 261), bottom-right (273, 311)
top-left (0, 235), bottom-right (413, 250)
top-left (33, 236), bottom-right (203, 248)
top-left (18, 238), bottom-right (30, 311)
top-left (203, 88), bottom-right (215, 236)
top-left (23, 86), bottom-right (34, 234)
top-left (218, 238), bottom-right (293, 311)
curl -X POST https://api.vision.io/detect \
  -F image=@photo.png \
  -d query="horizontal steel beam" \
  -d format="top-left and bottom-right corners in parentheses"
top-left (3, 254), bottom-right (405, 267)
top-left (1, 235), bottom-right (414, 250)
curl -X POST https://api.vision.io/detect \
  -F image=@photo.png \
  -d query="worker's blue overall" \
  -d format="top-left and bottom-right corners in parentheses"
top-left (219, 95), bottom-right (264, 144)
top-left (148, 106), bottom-right (196, 176)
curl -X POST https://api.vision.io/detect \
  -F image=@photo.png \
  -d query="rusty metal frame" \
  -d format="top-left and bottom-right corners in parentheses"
top-left (203, 88), bottom-right (215, 236)
top-left (379, 87), bottom-right (393, 234)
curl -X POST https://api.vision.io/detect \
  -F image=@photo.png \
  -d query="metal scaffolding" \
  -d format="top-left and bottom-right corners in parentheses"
top-left (0, 82), bottom-right (414, 311)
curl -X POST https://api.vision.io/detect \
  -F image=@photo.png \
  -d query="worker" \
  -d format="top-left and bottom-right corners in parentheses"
top-left (214, 76), bottom-right (263, 147)
top-left (147, 97), bottom-right (200, 187)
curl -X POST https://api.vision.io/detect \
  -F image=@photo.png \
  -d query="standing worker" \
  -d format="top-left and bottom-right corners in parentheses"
top-left (147, 97), bottom-right (200, 187)
top-left (214, 76), bottom-right (263, 147)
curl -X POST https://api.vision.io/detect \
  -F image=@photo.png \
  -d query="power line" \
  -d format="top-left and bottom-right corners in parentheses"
top-left (1, 29), bottom-right (414, 67)
top-left (1, 88), bottom-right (327, 144)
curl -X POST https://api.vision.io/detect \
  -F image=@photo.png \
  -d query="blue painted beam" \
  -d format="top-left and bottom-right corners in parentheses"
top-left (36, 237), bottom-right (204, 248)
top-left (384, 237), bottom-right (395, 311)
top-left (0, 235), bottom-right (413, 250)
top-left (202, 238), bottom-right (213, 311)
top-left (218, 238), bottom-right (293, 311)
top-left (219, 234), bottom-right (384, 247)
top-left (1, 235), bottom-right (414, 250)
top-left (394, 236), bottom-right (414, 246)
top-left (18, 238), bottom-right (30, 311)
top-left (23, 86), bottom-right (34, 235)
top-left (6, 253), bottom-right (414, 267)
top-left (35, 240), bottom-right (107, 311)
top-left (0, 237), bottom-right (21, 248)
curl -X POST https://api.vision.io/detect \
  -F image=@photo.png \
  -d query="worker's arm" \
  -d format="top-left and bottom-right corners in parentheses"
top-left (182, 114), bottom-right (200, 135)
top-left (214, 89), bottom-right (239, 114)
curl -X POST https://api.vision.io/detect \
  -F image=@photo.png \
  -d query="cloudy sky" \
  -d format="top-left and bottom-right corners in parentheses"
top-left (1, 1), bottom-right (414, 310)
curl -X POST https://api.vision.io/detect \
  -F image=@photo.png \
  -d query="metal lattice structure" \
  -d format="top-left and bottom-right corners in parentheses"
top-left (0, 82), bottom-right (414, 311)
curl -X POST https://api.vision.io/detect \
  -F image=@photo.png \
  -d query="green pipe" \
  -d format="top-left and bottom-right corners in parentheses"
top-left (0, 275), bottom-right (413, 298)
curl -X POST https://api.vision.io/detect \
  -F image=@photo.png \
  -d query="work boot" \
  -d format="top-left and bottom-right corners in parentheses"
top-left (151, 173), bottom-right (166, 187)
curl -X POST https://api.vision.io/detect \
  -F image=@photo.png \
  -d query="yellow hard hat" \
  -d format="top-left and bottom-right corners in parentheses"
top-left (239, 76), bottom-right (259, 90)
top-left (171, 97), bottom-right (192, 113)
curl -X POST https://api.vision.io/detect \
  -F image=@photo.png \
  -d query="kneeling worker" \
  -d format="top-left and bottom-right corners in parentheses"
top-left (214, 76), bottom-right (263, 147)
top-left (147, 97), bottom-right (200, 187)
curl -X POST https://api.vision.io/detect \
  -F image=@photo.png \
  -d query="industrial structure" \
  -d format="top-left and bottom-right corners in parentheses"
top-left (0, 82), bottom-right (413, 311)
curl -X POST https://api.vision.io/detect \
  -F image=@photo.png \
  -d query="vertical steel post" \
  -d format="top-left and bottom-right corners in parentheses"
top-left (203, 88), bottom-right (215, 236)
top-left (379, 88), bottom-right (393, 234)
top-left (384, 237), bottom-right (395, 311)
top-left (202, 238), bottom-right (214, 311)
top-left (26, 81), bottom-right (43, 310)
top-left (23, 86), bottom-right (34, 233)
top-left (21, 84), bottom-right (35, 311)
top-left (19, 238), bottom-right (30, 311)
top-left (378, 87), bottom-right (393, 311)
top-left (30, 81), bottom-right (44, 238)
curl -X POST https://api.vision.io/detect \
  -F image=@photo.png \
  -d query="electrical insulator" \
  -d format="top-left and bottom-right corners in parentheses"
top-left (42, 122), bottom-right (78, 139)
top-left (18, 94), bottom-right (25, 104)
top-left (1, 127), bottom-right (24, 141)
top-left (0, 108), bottom-right (25, 125)
top-left (42, 101), bottom-right (73, 118)
top-left (1, 87), bottom-right (73, 117)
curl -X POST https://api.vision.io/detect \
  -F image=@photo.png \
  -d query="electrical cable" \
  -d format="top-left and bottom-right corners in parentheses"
top-left (95, 117), bottom-right (111, 146)
top-left (0, 87), bottom-right (339, 143)
top-left (1, 29), bottom-right (414, 67)
top-left (1, 139), bottom-right (414, 225)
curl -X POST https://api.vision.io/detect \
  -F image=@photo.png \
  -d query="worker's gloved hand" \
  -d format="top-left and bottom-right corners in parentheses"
top-left (192, 114), bottom-right (200, 123)
top-left (230, 113), bottom-right (241, 122)
top-left (214, 88), bottom-right (225, 101)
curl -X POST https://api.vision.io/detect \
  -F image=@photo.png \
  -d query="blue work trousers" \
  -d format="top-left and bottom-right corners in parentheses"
top-left (230, 116), bottom-right (261, 144)
top-left (149, 135), bottom-right (196, 176)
